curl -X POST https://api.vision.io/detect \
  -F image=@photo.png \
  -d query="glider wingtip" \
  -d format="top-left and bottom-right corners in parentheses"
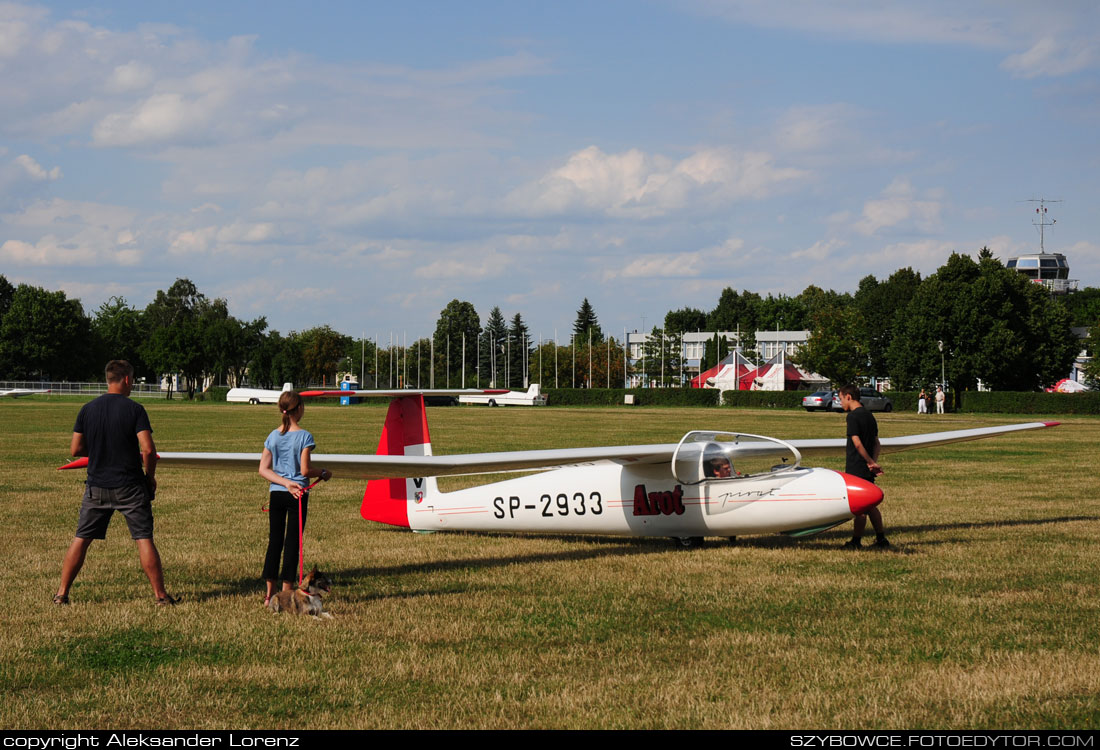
top-left (1043, 421), bottom-right (1061, 427)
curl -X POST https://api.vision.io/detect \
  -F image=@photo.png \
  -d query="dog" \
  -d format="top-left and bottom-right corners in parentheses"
top-left (267, 567), bottom-right (333, 618)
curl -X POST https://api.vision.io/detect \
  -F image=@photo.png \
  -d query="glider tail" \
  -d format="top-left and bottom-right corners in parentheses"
top-left (361, 395), bottom-right (437, 527)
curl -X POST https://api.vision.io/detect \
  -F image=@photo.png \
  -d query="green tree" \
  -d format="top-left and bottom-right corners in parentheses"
top-left (795, 304), bottom-right (867, 386)
top-left (639, 327), bottom-right (682, 386)
top-left (1059, 287), bottom-right (1100, 327)
top-left (573, 298), bottom-right (603, 345)
top-left (406, 337), bottom-right (432, 388)
top-left (479, 306), bottom-right (508, 387)
top-left (274, 333), bottom-right (307, 389)
top-left (1083, 323), bottom-right (1100, 389)
top-left (298, 325), bottom-right (353, 386)
top-left (142, 279), bottom-right (208, 398)
top-left (853, 268), bottom-right (920, 379)
top-left (707, 288), bottom-right (761, 354)
top-left (0, 274), bottom-right (14, 319)
top-left (200, 303), bottom-right (266, 388)
top-left (248, 330), bottom-right (285, 389)
top-left (434, 300), bottom-right (481, 388)
top-left (506, 313), bottom-right (531, 388)
top-left (664, 307), bottom-right (707, 335)
top-left (0, 284), bottom-right (96, 379)
top-left (92, 297), bottom-right (150, 380)
top-left (888, 251), bottom-right (1077, 400)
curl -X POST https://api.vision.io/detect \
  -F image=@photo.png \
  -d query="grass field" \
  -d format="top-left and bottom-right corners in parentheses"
top-left (5, 398), bottom-right (1099, 729)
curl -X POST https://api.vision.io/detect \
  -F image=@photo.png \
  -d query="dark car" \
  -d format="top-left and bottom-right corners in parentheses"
top-left (830, 387), bottom-right (893, 412)
top-left (802, 390), bottom-right (836, 412)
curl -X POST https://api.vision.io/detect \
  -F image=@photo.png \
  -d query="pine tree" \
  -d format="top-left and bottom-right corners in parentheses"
top-left (507, 313), bottom-right (531, 388)
top-left (573, 298), bottom-right (603, 344)
top-left (479, 306), bottom-right (508, 387)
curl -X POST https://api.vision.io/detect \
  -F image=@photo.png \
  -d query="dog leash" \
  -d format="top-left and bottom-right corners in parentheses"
top-left (262, 478), bottom-right (323, 586)
top-left (296, 478), bottom-right (324, 586)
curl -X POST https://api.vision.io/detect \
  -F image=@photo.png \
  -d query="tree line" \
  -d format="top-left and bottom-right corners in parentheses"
top-left (1, 249), bottom-right (1095, 396)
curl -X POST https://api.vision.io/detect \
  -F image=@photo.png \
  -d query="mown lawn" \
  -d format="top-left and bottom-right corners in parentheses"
top-left (5, 398), bottom-right (1097, 729)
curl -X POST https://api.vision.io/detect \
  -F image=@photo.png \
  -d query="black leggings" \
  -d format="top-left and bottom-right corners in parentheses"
top-left (263, 491), bottom-right (308, 582)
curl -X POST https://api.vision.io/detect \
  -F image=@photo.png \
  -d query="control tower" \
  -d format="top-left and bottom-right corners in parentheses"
top-left (1006, 199), bottom-right (1077, 294)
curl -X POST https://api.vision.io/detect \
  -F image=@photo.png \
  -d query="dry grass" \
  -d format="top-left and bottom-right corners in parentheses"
top-left (3, 398), bottom-right (1098, 729)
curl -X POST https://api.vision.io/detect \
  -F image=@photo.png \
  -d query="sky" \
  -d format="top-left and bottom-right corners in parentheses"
top-left (1, 1), bottom-right (1098, 341)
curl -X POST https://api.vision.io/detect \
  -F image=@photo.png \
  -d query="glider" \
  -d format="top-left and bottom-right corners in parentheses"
top-left (1, 388), bottom-right (50, 398)
top-left (59, 390), bottom-right (1058, 546)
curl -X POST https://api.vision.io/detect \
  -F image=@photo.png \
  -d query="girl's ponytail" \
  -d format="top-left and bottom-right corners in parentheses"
top-left (277, 391), bottom-right (302, 435)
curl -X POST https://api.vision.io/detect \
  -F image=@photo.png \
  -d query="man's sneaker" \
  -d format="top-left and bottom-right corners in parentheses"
top-left (155, 594), bottom-right (180, 607)
top-left (873, 537), bottom-right (892, 549)
top-left (842, 538), bottom-right (862, 549)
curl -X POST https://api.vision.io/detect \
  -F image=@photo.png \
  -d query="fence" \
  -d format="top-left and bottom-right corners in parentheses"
top-left (0, 381), bottom-right (170, 399)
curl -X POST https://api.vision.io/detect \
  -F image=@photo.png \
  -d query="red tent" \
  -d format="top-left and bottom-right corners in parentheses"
top-left (691, 350), bottom-right (755, 389)
top-left (742, 351), bottom-right (810, 391)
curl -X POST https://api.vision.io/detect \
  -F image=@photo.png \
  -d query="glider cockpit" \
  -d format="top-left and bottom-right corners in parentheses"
top-left (671, 430), bottom-right (802, 485)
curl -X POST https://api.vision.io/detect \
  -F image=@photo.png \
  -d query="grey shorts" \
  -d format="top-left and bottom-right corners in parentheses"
top-left (75, 483), bottom-right (154, 540)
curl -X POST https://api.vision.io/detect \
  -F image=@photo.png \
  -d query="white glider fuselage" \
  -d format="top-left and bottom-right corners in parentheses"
top-left (402, 462), bottom-right (865, 539)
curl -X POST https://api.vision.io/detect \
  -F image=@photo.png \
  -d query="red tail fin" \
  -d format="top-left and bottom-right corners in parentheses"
top-left (360, 395), bottom-right (431, 527)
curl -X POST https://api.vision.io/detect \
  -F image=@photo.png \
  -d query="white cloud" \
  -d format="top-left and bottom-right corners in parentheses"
top-left (790, 238), bottom-right (846, 262)
top-left (14, 153), bottom-right (60, 180)
top-left (1001, 36), bottom-right (1097, 79)
top-left (853, 178), bottom-right (942, 237)
top-left (692, 1), bottom-right (1100, 78)
top-left (603, 237), bottom-right (746, 280)
top-left (106, 60), bottom-right (155, 93)
top-left (0, 198), bottom-right (142, 266)
top-left (0, 236), bottom-right (139, 266)
top-left (775, 104), bottom-right (856, 152)
top-left (414, 249), bottom-right (512, 280)
top-left (509, 146), bottom-right (807, 219)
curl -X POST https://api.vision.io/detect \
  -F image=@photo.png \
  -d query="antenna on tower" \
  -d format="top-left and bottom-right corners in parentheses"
top-left (1023, 197), bottom-right (1061, 254)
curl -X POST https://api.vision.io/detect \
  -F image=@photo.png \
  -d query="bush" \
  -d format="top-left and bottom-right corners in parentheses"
top-left (959, 391), bottom-right (1100, 415)
top-left (197, 386), bottom-right (229, 402)
top-left (720, 391), bottom-right (813, 409)
top-left (543, 388), bottom-right (719, 407)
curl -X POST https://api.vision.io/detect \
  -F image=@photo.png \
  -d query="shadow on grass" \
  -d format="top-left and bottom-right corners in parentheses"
top-left (200, 515), bottom-right (1099, 599)
top-left (790, 514), bottom-right (1099, 552)
top-left (200, 531), bottom-right (668, 602)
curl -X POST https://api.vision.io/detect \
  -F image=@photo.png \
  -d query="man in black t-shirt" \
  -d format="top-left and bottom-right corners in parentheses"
top-left (54, 360), bottom-right (176, 606)
top-left (839, 384), bottom-right (890, 549)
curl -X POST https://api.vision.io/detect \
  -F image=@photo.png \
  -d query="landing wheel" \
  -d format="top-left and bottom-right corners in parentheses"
top-left (248, 398), bottom-right (259, 405)
top-left (488, 399), bottom-right (497, 407)
top-left (672, 536), bottom-right (704, 549)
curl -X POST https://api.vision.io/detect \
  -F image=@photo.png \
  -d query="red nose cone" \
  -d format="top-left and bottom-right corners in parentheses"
top-left (841, 473), bottom-right (884, 515)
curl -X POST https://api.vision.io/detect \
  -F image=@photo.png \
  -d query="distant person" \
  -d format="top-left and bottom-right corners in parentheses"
top-left (55, 360), bottom-right (177, 606)
top-left (258, 391), bottom-right (331, 606)
top-left (935, 386), bottom-right (946, 415)
top-left (918, 389), bottom-right (928, 414)
top-left (838, 384), bottom-right (889, 549)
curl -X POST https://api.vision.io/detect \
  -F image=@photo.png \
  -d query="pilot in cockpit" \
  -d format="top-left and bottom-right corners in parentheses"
top-left (703, 445), bottom-right (733, 479)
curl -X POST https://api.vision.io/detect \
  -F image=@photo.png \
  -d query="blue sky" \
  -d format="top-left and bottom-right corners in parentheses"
top-left (1, 1), bottom-right (1097, 341)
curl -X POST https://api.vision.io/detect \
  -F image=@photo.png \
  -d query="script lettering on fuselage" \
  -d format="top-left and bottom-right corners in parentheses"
top-left (716, 487), bottom-right (777, 506)
top-left (632, 484), bottom-right (685, 516)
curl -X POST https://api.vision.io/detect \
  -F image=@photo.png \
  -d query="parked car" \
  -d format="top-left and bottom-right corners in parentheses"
top-left (830, 387), bottom-right (893, 412)
top-left (802, 390), bottom-right (836, 412)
